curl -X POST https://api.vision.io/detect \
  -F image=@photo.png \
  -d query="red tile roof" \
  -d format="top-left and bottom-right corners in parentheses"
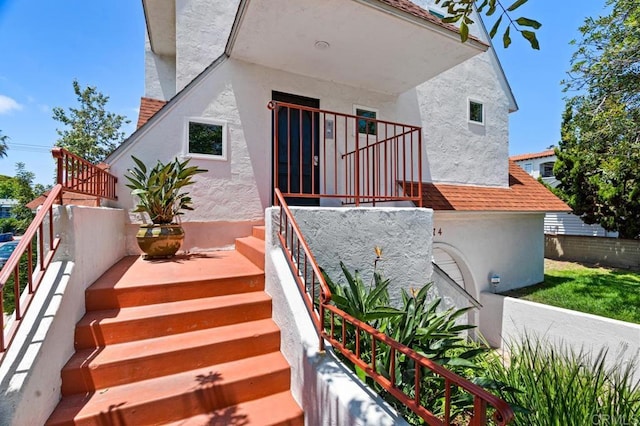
top-left (414, 161), bottom-right (570, 212)
top-left (510, 149), bottom-right (555, 162)
top-left (137, 97), bottom-right (167, 129)
top-left (378, 0), bottom-right (487, 46)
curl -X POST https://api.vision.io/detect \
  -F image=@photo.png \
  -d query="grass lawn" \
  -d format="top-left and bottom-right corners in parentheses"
top-left (502, 259), bottom-right (640, 324)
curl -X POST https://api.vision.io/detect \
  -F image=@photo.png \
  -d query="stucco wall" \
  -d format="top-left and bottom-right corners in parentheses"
top-left (175, 0), bottom-right (239, 91)
top-left (480, 293), bottom-right (640, 383)
top-left (287, 206), bottom-right (433, 307)
top-left (0, 206), bottom-right (126, 426)
top-left (402, 51), bottom-right (510, 187)
top-left (264, 209), bottom-right (407, 426)
top-left (145, 33), bottom-right (177, 101)
top-left (432, 211), bottom-right (545, 296)
top-left (112, 51), bottom-right (514, 250)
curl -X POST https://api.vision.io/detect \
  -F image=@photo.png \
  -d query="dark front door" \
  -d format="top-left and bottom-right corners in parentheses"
top-left (272, 91), bottom-right (320, 206)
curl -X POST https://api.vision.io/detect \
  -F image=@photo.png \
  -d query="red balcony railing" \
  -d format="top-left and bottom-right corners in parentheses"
top-left (274, 189), bottom-right (514, 425)
top-left (53, 148), bottom-right (118, 204)
top-left (1, 149), bottom-right (118, 357)
top-left (269, 102), bottom-right (422, 206)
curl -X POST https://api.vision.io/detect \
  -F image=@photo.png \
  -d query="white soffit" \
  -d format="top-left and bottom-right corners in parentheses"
top-left (143, 0), bottom-right (176, 56)
top-left (228, 0), bottom-right (486, 94)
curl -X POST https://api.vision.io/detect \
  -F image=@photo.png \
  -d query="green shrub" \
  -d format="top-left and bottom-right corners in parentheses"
top-left (482, 336), bottom-right (640, 425)
top-left (322, 261), bottom-right (501, 424)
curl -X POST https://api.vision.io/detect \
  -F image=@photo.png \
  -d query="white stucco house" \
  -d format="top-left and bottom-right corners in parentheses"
top-left (511, 150), bottom-right (617, 237)
top-left (2, 1), bottom-right (578, 424)
top-left (105, 0), bottom-right (570, 325)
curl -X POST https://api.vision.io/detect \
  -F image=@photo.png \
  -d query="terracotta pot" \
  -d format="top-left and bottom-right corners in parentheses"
top-left (136, 224), bottom-right (184, 259)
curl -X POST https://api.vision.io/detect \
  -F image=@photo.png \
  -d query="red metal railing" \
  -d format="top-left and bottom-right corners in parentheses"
top-left (53, 148), bottom-right (118, 204)
top-left (269, 102), bottom-right (422, 206)
top-left (1, 149), bottom-right (118, 356)
top-left (274, 188), bottom-right (514, 425)
top-left (0, 185), bottom-right (62, 354)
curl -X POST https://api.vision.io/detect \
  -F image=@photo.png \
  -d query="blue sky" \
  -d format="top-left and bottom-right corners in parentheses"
top-left (0, 0), bottom-right (608, 186)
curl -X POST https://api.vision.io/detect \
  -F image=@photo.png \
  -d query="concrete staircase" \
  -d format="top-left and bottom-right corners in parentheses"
top-left (47, 226), bottom-right (304, 425)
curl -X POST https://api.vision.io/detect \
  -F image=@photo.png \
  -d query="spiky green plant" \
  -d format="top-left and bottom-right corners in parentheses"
top-left (125, 156), bottom-right (207, 224)
top-left (482, 335), bottom-right (640, 425)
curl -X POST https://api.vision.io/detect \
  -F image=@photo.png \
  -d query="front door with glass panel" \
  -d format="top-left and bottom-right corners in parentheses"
top-left (272, 91), bottom-right (320, 206)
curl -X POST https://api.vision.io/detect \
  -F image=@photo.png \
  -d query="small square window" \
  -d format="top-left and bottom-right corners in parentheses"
top-left (356, 108), bottom-right (377, 135)
top-left (469, 100), bottom-right (484, 124)
top-left (186, 119), bottom-right (226, 160)
top-left (523, 162), bottom-right (533, 174)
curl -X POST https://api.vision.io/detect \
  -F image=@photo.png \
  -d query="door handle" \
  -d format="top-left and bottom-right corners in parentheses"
top-left (314, 156), bottom-right (319, 166)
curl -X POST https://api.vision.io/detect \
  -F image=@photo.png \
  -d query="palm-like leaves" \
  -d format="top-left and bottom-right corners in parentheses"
top-left (125, 156), bottom-right (207, 224)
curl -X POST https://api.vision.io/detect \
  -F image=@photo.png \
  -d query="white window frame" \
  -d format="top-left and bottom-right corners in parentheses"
top-left (353, 104), bottom-right (379, 136)
top-left (467, 98), bottom-right (485, 125)
top-left (523, 162), bottom-right (533, 174)
top-left (183, 117), bottom-right (228, 161)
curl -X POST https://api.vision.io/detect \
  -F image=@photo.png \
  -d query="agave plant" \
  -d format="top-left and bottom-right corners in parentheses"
top-left (125, 156), bottom-right (207, 224)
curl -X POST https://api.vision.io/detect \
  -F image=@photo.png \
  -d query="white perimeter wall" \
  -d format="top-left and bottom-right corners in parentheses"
top-left (433, 211), bottom-right (545, 296)
top-left (480, 294), bottom-right (640, 383)
top-left (0, 206), bottom-right (126, 426)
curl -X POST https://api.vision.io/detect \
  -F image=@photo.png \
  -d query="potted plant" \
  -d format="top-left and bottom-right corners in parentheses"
top-left (125, 155), bottom-right (207, 259)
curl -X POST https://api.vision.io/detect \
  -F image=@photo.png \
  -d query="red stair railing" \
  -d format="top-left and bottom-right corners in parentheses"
top-left (269, 101), bottom-right (422, 207)
top-left (274, 188), bottom-right (514, 425)
top-left (1, 149), bottom-right (118, 357)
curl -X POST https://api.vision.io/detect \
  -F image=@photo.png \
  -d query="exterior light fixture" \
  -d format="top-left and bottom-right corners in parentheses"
top-left (490, 274), bottom-right (500, 293)
top-left (314, 40), bottom-right (330, 50)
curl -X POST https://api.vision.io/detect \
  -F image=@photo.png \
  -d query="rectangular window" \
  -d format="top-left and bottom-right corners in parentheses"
top-left (540, 162), bottom-right (555, 177)
top-left (355, 107), bottom-right (377, 135)
top-left (185, 118), bottom-right (227, 160)
top-left (468, 100), bottom-right (484, 124)
top-left (523, 162), bottom-right (533, 174)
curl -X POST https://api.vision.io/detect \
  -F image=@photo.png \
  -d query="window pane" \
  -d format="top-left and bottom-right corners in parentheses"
top-left (469, 101), bottom-right (483, 123)
top-left (356, 108), bottom-right (377, 135)
top-left (524, 163), bottom-right (533, 174)
top-left (189, 122), bottom-right (223, 156)
top-left (541, 162), bottom-right (555, 177)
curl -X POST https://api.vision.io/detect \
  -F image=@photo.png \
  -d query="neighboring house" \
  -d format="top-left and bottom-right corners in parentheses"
top-left (0, 199), bottom-right (18, 219)
top-left (104, 0), bottom-right (569, 298)
top-left (511, 150), bottom-right (618, 237)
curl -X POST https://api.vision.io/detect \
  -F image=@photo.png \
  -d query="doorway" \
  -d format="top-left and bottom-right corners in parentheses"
top-left (272, 91), bottom-right (320, 206)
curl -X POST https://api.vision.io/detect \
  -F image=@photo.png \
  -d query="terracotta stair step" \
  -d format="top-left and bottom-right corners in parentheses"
top-left (75, 291), bottom-right (272, 348)
top-left (62, 318), bottom-right (281, 395)
top-left (164, 391), bottom-right (303, 426)
top-left (235, 236), bottom-right (265, 270)
top-left (85, 252), bottom-right (264, 310)
top-left (252, 225), bottom-right (266, 240)
top-left (47, 352), bottom-right (292, 426)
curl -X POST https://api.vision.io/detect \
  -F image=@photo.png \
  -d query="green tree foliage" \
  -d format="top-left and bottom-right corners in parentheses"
top-left (0, 130), bottom-right (8, 158)
top-left (53, 79), bottom-right (130, 164)
top-left (11, 163), bottom-right (37, 229)
top-left (435, 0), bottom-right (541, 49)
top-left (555, 0), bottom-right (640, 239)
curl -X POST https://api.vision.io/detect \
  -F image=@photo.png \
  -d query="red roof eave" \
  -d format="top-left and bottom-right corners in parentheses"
top-left (418, 161), bottom-right (571, 213)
